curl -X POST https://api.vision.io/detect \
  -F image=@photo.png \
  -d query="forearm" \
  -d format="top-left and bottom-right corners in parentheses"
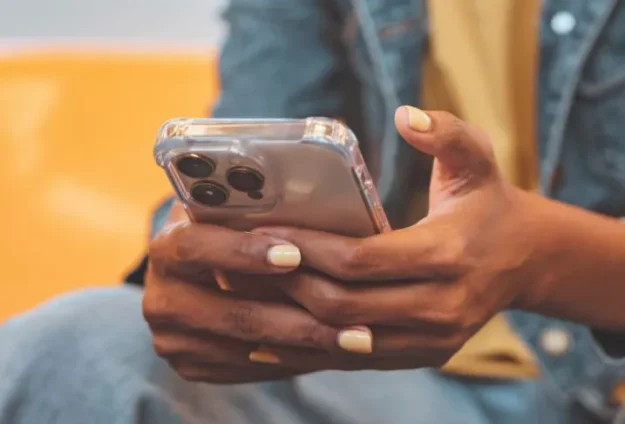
top-left (520, 190), bottom-right (625, 330)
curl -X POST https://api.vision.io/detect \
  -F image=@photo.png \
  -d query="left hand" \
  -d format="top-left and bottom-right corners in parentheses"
top-left (253, 107), bottom-right (542, 368)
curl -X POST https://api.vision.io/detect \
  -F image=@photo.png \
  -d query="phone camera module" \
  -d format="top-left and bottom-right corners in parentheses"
top-left (191, 181), bottom-right (229, 207)
top-left (247, 191), bottom-right (263, 200)
top-left (227, 166), bottom-right (265, 192)
top-left (176, 154), bottom-right (215, 178)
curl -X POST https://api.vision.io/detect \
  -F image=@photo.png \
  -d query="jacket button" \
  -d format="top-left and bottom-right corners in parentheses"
top-left (551, 11), bottom-right (576, 35)
top-left (539, 328), bottom-right (570, 357)
top-left (611, 381), bottom-right (625, 406)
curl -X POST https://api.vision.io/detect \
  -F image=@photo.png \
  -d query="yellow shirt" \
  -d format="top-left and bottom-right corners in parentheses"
top-left (424, 0), bottom-right (540, 379)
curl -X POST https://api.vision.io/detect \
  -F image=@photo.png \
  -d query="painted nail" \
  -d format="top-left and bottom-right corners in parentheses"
top-left (337, 327), bottom-right (373, 354)
top-left (249, 350), bottom-right (281, 364)
top-left (405, 106), bottom-right (432, 132)
top-left (213, 269), bottom-right (233, 291)
top-left (267, 244), bottom-right (301, 268)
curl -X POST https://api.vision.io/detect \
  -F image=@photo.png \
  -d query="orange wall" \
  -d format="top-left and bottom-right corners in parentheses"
top-left (0, 49), bottom-right (218, 321)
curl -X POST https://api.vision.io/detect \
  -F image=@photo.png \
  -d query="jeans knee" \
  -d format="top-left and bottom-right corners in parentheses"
top-left (0, 286), bottom-right (190, 424)
top-left (0, 286), bottom-right (149, 371)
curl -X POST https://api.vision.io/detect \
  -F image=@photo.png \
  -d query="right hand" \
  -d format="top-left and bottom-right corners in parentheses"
top-left (143, 201), bottom-right (338, 383)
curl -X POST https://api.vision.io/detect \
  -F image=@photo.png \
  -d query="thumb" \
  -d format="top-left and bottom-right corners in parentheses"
top-left (394, 106), bottom-right (495, 180)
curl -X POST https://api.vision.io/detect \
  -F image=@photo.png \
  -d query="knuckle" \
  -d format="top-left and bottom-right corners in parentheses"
top-left (151, 336), bottom-right (196, 361)
top-left (232, 232), bottom-right (262, 266)
top-left (434, 304), bottom-right (464, 331)
top-left (147, 240), bottom-right (170, 273)
top-left (435, 287), bottom-right (474, 334)
top-left (170, 223), bottom-right (200, 265)
top-left (307, 284), bottom-right (358, 325)
top-left (296, 320), bottom-right (334, 350)
top-left (148, 222), bottom-right (198, 271)
top-left (141, 289), bottom-right (162, 321)
top-left (314, 299), bottom-right (348, 325)
top-left (142, 287), bottom-right (185, 329)
top-left (146, 257), bottom-right (167, 281)
top-left (443, 116), bottom-right (468, 143)
top-left (142, 289), bottom-right (168, 320)
top-left (335, 242), bottom-right (369, 280)
top-left (448, 116), bottom-right (466, 132)
top-left (436, 234), bottom-right (466, 269)
top-left (222, 304), bottom-right (263, 339)
top-left (151, 336), bottom-right (172, 358)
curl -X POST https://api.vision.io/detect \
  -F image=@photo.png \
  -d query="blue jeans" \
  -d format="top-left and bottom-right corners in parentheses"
top-left (0, 286), bottom-right (577, 423)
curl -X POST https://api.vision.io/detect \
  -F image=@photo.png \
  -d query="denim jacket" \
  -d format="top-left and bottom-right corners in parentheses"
top-left (147, 0), bottom-right (625, 421)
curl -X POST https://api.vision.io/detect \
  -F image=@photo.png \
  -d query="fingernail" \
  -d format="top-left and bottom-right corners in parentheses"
top-left (338, 327), bottom-right (373, 354)
top-left (405, 106), bottom-right (431, 132)
top-left (267, 244), bottom-right (301, 268)
top-left (249, 350), bottom-right (281, 364)
top-left (213, 269), bottom-right (234, 292)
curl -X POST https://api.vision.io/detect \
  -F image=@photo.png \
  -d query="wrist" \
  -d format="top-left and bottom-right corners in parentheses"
top-left (508, 190), bottom-right (561, 313)
top-left (510, 191), bottom-right (625, 329)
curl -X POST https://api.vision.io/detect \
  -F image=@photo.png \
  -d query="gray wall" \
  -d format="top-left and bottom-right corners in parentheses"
top-left (0, 0), bottom-right (224, 47)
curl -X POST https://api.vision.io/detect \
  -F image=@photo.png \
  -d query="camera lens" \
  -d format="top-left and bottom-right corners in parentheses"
top-left (248, 190), bottom-right (263, 200)
top-left (227, 166), bottom-right (264, 192)
top-left (176, 155), bottom-right (215, 178)
top-left (191, 181), bottom-right (229, 207)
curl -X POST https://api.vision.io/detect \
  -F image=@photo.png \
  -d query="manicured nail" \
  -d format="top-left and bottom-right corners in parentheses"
top-left (249, 350), bottom-right (281, 364)
top-left (213, 269), bottom-right (233, 291)
top-left (404, 106), bottom-right (431, 132)
top-left (267, 244), bottom-right (301, 268)
top-left (338, 327), bottom-right (373, 354)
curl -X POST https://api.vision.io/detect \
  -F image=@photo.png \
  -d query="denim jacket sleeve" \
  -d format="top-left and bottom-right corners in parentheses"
top-left (210, 0), bottom-right (346, 120)
top-left (142, 0), bottom-right (347, 244)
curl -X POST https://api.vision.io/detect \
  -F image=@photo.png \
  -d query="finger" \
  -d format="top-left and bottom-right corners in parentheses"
top-left (171, 362), bottom-right (300, 384)
top-left (255, 344), bottom-right (436, 371)
top-left (149, 221), bottom-right (302, 276)
top-left (254, 327), bottom-right (455, 369)
top-left (143, 273), bottom-right (372, 355)
top-left (368, 326), bottom-right (458, 364)
top-left (256, 224), bottom-right (463, 281)
top-left (221, 272), bottom-right (295, 303)
top-left (394, 106), bottom-right (495, 180)
top-left (273, 271), bottom-right (463, 329)
top-left (153, 330), bottom-right (397, 372)
top-left (151, 331), bottom-right (262, 366)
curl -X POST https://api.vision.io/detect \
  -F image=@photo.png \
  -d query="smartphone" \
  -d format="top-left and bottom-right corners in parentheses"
top-left (154, 117), bottom-right (390, 237)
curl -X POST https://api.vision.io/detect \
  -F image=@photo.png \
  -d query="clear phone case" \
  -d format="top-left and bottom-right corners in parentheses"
top-left (154, 117), bottom-right (390, 236)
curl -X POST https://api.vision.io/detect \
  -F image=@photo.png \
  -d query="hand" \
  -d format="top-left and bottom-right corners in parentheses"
top-left (144, 201), bottom-right (305, 383)
top-left (253, 107), bottom-right (542, 367)
top-left (143, 202), bottom-right (426, 383)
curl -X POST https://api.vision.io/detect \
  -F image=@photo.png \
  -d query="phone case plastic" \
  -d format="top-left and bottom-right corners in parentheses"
top-left (154, 117), bottom-right (390, 236)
